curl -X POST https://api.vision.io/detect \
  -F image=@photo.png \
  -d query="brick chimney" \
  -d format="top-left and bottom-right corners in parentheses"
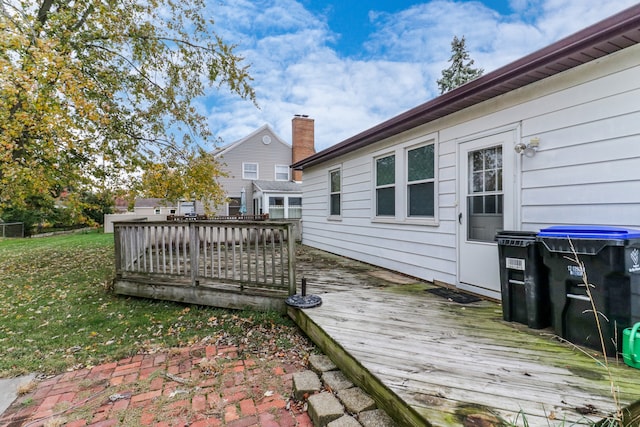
top-left (291, 115), bottom-right (315, 182)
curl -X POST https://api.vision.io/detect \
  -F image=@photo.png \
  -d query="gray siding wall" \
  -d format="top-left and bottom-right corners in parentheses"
top-left (216, 128), bottom-right (292, 215)
top-left (301, 43), bottom-right (640, 286)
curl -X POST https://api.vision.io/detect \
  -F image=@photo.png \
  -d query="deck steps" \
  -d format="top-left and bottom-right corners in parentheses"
top-left (293, 355), bottom-right (397, 427)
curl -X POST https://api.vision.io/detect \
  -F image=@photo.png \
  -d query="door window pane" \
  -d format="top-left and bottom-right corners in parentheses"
top-left (467, 146), bottom-right (503, 242)
top-left (228, 197), bottom-right (241, 216)
top-left (484, 170), bottom-right (497, 191)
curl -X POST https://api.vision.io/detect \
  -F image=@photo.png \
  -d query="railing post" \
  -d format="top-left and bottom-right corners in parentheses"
top-left (114, 224), bottom-right (122, 278)
top-left (287, 223), bottom-right (296, 296)
top-left (190, 223), bottom-right (199, 286)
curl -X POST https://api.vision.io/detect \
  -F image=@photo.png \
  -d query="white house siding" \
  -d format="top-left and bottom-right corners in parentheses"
top-left (302, 129), bottom-right (459, 286)
top-left (301, 43), bottom-right (640, 290)
top-left (519, 66), bottom-right (640, 231)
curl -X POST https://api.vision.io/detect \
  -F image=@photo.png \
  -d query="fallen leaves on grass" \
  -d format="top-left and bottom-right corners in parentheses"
top-left (0, 233), bottom-right (317, 377)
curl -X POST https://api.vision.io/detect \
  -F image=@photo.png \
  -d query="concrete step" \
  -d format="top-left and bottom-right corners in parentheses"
top-left (308, 391), bottom-right (345, 426)
top-left (296, 353), bottom-right (397, 426)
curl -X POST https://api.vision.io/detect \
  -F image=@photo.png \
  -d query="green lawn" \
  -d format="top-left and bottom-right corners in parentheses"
top-left (0, 231), bottom-right (306, 377)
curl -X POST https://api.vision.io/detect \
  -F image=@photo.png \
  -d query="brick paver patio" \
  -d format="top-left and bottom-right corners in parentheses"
top-left (0, 345), bottom-right (312, 427)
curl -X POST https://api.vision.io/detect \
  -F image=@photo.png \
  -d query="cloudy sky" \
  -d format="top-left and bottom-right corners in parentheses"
top-left (199, 0), bottom-right (638, 151)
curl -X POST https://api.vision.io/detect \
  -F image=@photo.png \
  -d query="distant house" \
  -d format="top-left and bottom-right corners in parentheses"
top-left (113, 197), bottom-right (129, 214)
top-left (214, 116), bottom-right (314, 219)
top-left (292, 5), bottom-right (640, 299)
top-left (133, 198), bottom-right (178, 216)
top-left (131, 198), bottom-right (205, 216)
top-left (104, 116), bottom-right (314, 232)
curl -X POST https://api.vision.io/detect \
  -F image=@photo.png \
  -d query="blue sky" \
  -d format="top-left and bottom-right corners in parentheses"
top-left (201, 0), bottom-right (637, 151)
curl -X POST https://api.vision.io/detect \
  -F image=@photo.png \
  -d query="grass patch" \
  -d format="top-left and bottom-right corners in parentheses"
top-left (0, 231), bottom-right (304, 376)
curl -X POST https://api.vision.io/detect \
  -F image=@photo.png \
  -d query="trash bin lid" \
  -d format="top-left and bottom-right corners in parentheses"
top-left (496, 231), bottom-right (538, 238)
top-left (495, 230), bottom-right (538, 246)
top-left (538, 225), bottom-right (640, 240)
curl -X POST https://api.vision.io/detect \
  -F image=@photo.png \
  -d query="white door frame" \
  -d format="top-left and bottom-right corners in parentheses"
top-left (456, 125), bottom-right (521, 299)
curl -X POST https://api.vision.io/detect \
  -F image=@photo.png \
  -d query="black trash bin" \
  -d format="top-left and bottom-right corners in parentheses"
top-left (537, 226), bottom-right (640, 355)
top-left (496, 231), bottom-right (550, 329)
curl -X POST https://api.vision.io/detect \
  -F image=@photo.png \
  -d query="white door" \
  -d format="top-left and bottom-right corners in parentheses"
top-left (458, 130), bottom-right (516, 299)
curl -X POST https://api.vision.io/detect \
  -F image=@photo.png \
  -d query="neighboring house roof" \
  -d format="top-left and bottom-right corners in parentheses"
top-left (293, 4), bottom-right (640, 170)
top-left (214, 124), bottom-right (290, 158)
top-left (253, 180), bottom-right (302, 193)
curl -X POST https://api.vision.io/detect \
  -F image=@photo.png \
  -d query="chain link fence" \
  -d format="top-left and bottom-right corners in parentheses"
top-left (0, 222), bottom-right (24, 238)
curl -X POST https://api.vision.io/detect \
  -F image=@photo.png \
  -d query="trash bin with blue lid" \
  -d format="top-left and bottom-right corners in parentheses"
top-left (496, 231), bottom-right (550, 329)
top-left (537, 225), bottom-right (640, 355)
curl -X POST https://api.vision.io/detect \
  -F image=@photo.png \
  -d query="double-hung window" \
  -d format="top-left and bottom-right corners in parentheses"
top-left (407, 144), bottom-right (435, 217)
top-left (242, 162), bottom-right (258, 180)
top-left (275, 165), bottom-right (289, 181)
top-left (375, 154), bottom-right (395, 216)
top-left (329, 168), bottom-right (341, 217)
top-left (372, 135), bottom-right (437, 223)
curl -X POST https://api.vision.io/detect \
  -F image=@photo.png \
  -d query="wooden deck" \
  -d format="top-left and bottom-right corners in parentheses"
top-left (290, 248), bottom-right (640, 426)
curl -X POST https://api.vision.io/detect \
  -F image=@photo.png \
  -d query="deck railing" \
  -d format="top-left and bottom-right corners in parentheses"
top-left (113, 221), bottom-right (296, 304)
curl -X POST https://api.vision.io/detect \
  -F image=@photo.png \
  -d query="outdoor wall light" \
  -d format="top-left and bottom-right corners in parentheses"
top-left (514, 138), bottom-right (540, 157)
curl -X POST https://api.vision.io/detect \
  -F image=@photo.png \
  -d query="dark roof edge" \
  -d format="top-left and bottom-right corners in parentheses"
top-left (293, 4), bottom-right (640, 170)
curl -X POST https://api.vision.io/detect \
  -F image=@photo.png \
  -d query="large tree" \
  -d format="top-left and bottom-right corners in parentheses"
top-left (138, 146), bottom-right (228, 211)
top-left (0, 0), bottom-right (255, 220)
top-left (437, 35), bottom-right (484, 94)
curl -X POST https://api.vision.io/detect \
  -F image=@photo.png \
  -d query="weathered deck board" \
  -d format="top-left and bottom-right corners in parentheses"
top-left (290, 282), bottom-right (640, 426)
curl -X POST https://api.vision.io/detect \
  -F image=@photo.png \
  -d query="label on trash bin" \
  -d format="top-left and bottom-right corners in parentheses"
top-left (630, 248), bottom-right (640, 274)
top-left (567, 265), bottom-right (583, 277)
top-left (506, 257), bottom-right (525, 271)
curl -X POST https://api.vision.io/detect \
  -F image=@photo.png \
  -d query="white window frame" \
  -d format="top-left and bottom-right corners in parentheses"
top-left (275, 164), bottom-right (290, 181)
top-left (261, 194), bottom-right (302, 219)
top-left (374, 153), bottom-right (396, 217)
top-left (406, 142), bottom-right (436, 219)
top-left (371, 133), bottom-right (438, 225)
top-left (242, 162), bottom-right (259, 180)
top-left (328, 166), bottom-right (342, 220)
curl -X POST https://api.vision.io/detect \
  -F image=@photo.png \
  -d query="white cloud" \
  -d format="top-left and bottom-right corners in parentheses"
top-left (202, 0), bottom-right (638, 151)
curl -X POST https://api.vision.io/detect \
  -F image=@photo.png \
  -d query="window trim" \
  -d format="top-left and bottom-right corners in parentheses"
top-left (406, 142), bottom-right (436, 219)
top-left (242, 162), bottom-right (259, 180)
top-left (374, 153), bottom-right (396, 217)
top-left (274, 164), bottom-right (290, 181)
top-left (370, 134), bottom-right (439, 225)
top-left (328, 166), bottom-right (342, 220)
